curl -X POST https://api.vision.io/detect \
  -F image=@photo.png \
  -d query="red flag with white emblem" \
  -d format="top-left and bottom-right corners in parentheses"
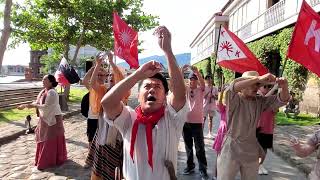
top-left (113, 12), bottom-right (139, 69)
top-left (287, 0), bottom-right (320, 77)
top-left (217, 26), bottom-right (268, 75)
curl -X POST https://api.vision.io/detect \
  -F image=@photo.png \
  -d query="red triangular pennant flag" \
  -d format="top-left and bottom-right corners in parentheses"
top-left (217, 26), bottom-right (268, 75)
top-left (287, 0), bottom-right (320, 77)
top-left (113, 12), bottom-right (139, 69)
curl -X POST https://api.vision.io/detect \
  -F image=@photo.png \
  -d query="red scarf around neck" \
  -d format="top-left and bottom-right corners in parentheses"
top-left (130, 105), bottom-right (165, 170)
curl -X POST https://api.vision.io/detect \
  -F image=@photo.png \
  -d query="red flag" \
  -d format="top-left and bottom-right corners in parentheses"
top-left (113, 12), bottom-right (139, 69)
top-left (217, 26), bottom-right (268, 75)
top-left (287, 1), bottom-right (320, 77)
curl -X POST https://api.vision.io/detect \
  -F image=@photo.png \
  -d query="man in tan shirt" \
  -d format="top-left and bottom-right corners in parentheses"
top-left (217, 71), bottom-right (290, 180)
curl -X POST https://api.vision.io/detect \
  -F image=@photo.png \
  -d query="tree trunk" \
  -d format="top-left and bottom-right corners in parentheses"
top-left (63, 40), bottom-right (70, 99)
top-left (64, 84), bottom-right (70, 101)
top-left (71, 27), bottom-right (86, 66)
top-left (0, 0), bottom-right (13, 74)
top-left (63, 41), bottom-right (70, 61)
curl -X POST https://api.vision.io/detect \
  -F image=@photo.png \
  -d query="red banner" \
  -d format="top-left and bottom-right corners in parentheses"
top-left (113, 12), bottom-right (139, 69)
top-left (287, 0), bottom-right (320, 77)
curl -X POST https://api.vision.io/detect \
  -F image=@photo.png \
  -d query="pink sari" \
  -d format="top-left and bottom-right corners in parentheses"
top-left (34, 89), bottom-right (67, 170)
top-left (212, 104), bottom-right (227, 154)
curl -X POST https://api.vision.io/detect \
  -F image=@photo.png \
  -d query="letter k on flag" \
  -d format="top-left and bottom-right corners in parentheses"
top-left (287, 0), bottom-right (320, 77)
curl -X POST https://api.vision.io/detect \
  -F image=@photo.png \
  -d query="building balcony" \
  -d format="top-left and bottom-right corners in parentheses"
top-left (264, 0), bottom-right (286, 29)
top-left (235, 0), bottom-right (320, 43)
top-left (191, 44), bottom-right (215, 65)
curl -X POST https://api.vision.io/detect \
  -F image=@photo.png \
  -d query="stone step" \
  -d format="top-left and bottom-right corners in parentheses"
top-left (0, 90), bottom-right (40, 99)
top-left (0, 88), bottom-right (42, 98)
top-left (0, 88), bottom-right (42, 110)
top-left (0, 101), bottom-right (34, 110)
top-left (0, 95), bottom-right (37, 107)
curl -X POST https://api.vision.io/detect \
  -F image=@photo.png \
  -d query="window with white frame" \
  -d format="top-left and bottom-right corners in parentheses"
top-left (239, 6), bottom-right (243, 28)
top-left (242, 3), bottom-right (247, 25)
top-left (229, 14), bottom-right (233, 31)
top-left (234, 10), bottom-right (238, 31)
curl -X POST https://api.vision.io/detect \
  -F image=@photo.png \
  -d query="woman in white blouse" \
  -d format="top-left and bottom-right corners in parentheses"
top-left (18, 74), bottom-right (67, 170)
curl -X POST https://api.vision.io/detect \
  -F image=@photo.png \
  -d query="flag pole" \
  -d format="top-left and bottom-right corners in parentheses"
top-left (265, 57), bottom-right (288, 96)
top-left (212, 24), bottom-right (222, 87)
top-left (280, 57), bottom-right (288, 77)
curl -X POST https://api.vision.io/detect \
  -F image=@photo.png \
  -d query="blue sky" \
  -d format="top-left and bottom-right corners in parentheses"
top-left (2, 0), bottom-right (226, 65)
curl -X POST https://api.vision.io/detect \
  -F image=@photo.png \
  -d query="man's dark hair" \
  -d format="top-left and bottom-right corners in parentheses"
top-left (138, 73), bottom-right (169, 94)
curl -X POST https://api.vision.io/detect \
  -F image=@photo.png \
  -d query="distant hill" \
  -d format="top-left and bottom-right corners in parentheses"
top-left (117, 53), bottom-right (191, 69)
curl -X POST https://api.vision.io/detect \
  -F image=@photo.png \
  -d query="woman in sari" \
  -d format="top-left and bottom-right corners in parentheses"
top-left (18, 74), bottom-right (67, 170)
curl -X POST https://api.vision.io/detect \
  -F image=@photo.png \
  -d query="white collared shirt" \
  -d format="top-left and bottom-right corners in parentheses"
top-left (104, 99), bottom-right (189, 180)
top-left (38, 89), bottom-right (62, 126)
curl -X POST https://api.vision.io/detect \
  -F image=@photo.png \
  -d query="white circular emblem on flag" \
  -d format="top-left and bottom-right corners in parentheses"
top-left (119, 28), bottom-right (132, 46)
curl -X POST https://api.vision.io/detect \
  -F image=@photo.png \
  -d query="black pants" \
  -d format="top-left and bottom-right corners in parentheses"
top-left (87, 118), bottom-right (98, 142)
top-left (182, 123), bottom-right (207, 172)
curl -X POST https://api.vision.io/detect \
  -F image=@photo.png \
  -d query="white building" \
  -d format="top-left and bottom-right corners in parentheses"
top-left (189, 13), bottom-right (228, 65)
top-left (190, 0), bottom-right (320, 114)
top-left (1, 65), bottom-right (27, 76)
top-left (224, 0), bottom-right (320, 43)
top-left (190, 0), bottom-right (320, 65)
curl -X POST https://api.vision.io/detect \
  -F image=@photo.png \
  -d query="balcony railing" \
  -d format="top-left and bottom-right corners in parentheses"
top-left (236, 0), bottom-right (320, 42)
top-left (264, 0), bottom-right (286, 29)
top-left (239, 22), bottom-right (252, 39)
top-left (311, 0), bottom-right (320, 6)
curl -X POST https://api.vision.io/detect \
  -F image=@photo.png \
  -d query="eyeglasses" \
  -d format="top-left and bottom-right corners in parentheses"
top-left (98, 74), bottom-right (109, 77)
top-left (263, 85), bottom-right (273, 89)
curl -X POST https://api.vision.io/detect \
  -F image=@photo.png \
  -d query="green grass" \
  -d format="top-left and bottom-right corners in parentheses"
top-left (0, 87), bottom-right (88, 124)
top-left (68, 88), bottom-right (88, 103)
top-left (56, 86), bottom-right (88, 103)
top-left (0, 108), bottom-right (36, 124)
top-left (276, 112), bottom-right (320, 126)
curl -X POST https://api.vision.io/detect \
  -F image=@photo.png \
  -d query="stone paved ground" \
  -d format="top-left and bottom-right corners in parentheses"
top-left (273, 125), bottom-right (320, 175)
top-left (0, 114), bottom-right (90, 180)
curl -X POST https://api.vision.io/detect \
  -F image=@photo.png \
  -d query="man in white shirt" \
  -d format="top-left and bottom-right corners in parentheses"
top-left (101, 26), bottom-right (188, 180)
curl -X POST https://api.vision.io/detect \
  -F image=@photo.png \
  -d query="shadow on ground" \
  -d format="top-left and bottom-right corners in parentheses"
top-left (44, 159), bottom-right (91, 179)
